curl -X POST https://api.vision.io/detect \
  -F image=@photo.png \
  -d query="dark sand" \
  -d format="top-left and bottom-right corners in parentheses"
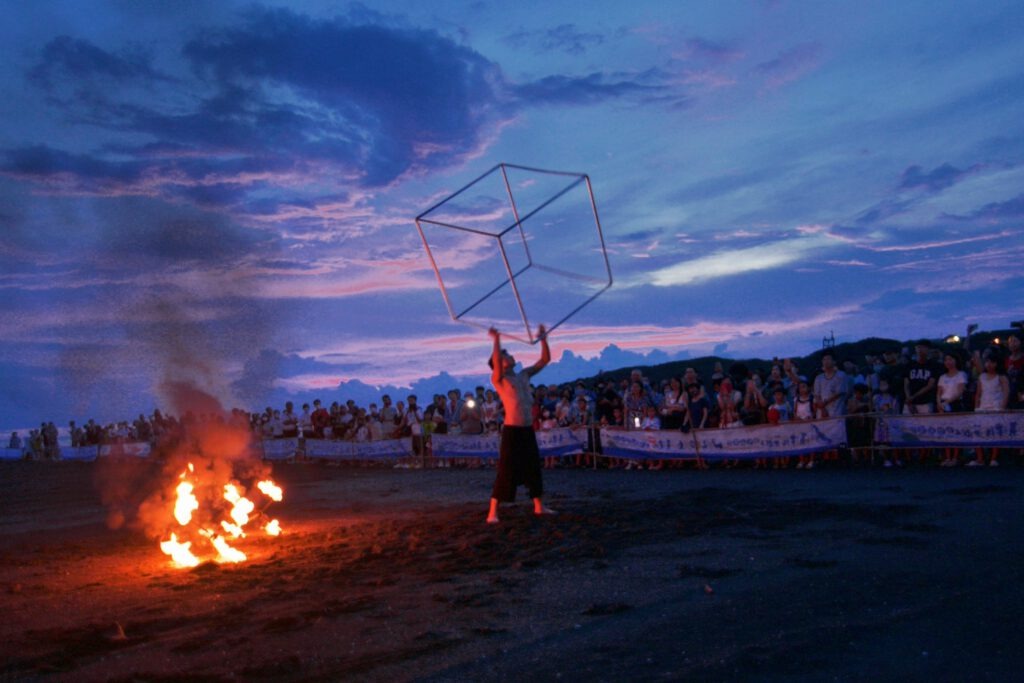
top-left (1, 460), bottom-right (1022, 681)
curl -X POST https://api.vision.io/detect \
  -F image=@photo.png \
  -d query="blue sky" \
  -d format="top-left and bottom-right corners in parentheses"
top-left (2, 0), bottom-right (1022, 428)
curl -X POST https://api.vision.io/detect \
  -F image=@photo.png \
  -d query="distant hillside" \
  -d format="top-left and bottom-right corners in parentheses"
top-left (229, 330), bottom-right (1016, 412)
top-left (569, 331), bottom-right (1014, 388)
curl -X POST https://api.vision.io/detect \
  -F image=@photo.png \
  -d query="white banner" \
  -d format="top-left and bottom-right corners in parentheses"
top-left (430, 432), bottom-right (499, 458)
top-left (691, 418), bottom-right (847, 460)
top-left (600, 429), bottom-right (699, 459)
top-left (98, 442), bottom-right (151, 458)
top-left (430, 428), bottom-right (585, 459)
top-left (598, 419), bottom-right (848, 460)
top-left (885, 411), bottom-right (1024, 447)
top-left (261, 438), bottom-right (300, 460)
top-left (304, 438), bottom-right (411, 460)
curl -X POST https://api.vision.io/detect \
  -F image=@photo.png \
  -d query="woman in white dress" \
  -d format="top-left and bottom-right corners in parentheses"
top-left (937, 353), bottom-right (968, 467)
top-left (969, 355), bottom-right (1009, 467)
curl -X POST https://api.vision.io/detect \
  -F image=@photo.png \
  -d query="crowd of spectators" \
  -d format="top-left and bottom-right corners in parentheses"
top-left (7, 335), bottom-right (1023, 467)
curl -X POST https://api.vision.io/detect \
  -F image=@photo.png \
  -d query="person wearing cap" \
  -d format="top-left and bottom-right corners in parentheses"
top-left (904, 340), bottom-right (941, 414)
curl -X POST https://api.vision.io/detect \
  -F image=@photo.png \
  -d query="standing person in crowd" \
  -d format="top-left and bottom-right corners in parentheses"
top-left (767, 386), bottom-right (792, 424)
top-left (873, 380), bottom-right (901, 467)
top-left (311, 399), bottom-right (330, 439)
top-left (846, 384), bottom-right (873, 464)
top-left (379, 395), bottom-right (397, 436)
top-left (281, 402), bottom-right (298, 439)
top-left (1006, 334), bottom-right (1024, 409)
top-left (394, 400), bottom-right (406, 431)
top-left (711, 361), bottom-right (726, 383)
top-left (684, 383), bottom-right (710, 431)
top-left (969, 353), bottom-right (1009, 467)
top-left (937, 353), bottom-right (968, 414)
top-left (367, 411), bottom-right (384, 441)
top-left (8, 432), bottom-right (21, 451)
top-left (761, 365), bottom-right (785, 403)
top-left (717, 378), bottom-right (743, 429)
top-left (766, 386), bottom-right (793, 469)
top-left (486, 325), bottom-right (554, 524)
top-left (684, 382), bottom-right (711, 470)
top-left (446, 390), bottom-right (463, 433)
top-left (659, 376), bottom-right (687, 430)
top-left (269, 410), bottom-right (284, 438)
top-left (459, 393), bottom-right (484, 435)
top-left (556, 389), bottom-right (574, 426)
top-left (782, 358), bottom-right (805, 400)
top-left (904, 340), bottom-right (941, 414)
top-left (624, 381), bottom-right (653, 430)
top-left (429, 394), bottom-right (448, 435)
top-left (793, 380), bottom-right (817, 469)
top-left (402, 395), bottom-right (425, 465)
top-left (595, 381), bottom-right (621, 425)
top-left (812, 354), bottom-right (848, 419)
top-left (878, 349), bottom-right (905, 402)
top-left (482, 389), bottom-right (501, 431)
top-left (571, 395), bottom-right (595, 467)
top-left (683, 367), bottom-right (707, 400)
top-left (298, 403), bottom-right (313, 438)
top-left (742, 378), bottom-right (767, 425)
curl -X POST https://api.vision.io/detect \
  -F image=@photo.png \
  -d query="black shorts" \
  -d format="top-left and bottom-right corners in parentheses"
top-left (491, 425), bottom-right (543, 502)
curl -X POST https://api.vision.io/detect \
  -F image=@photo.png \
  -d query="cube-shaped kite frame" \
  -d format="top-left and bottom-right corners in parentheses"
top-left (414, 163), bottom-right (613, 344)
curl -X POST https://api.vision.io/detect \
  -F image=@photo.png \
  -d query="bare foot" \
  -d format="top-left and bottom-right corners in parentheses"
top-left (534, 506), bottom-right (557, 516)
top-left (486, 515), bottom-right (500, 524)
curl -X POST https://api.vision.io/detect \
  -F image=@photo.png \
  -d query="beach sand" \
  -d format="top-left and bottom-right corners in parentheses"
top-left (1, 460), bottom-right (1021, 681)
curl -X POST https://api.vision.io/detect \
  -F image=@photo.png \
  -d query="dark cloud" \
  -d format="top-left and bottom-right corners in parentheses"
top-left (18, 8), bottom-right (506, 196)
top-left (899, 163), bottom-right (976, 192)
top-left (504, 24), bottom-right (607, 55)
top-left (29, 36), bottom-right (173, 89)
top-left (949, 192), bottom-right (1024, 221)
top-left (618, 228), bottom-right (662, 242)
top-left (854, 198), bottom-right (915, 225)
top-left (510, 71), bottom-right (679, 106)
top-left (2, 145), bottom-right (146, 185)
top-left (232, 348), bottom-right (340, 403)
top-left (180, 8), bottom-right (503, 184)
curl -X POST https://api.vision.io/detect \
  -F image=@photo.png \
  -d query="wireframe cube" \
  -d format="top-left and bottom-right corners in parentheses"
top-left (414, 163), bottom-right (613, 345)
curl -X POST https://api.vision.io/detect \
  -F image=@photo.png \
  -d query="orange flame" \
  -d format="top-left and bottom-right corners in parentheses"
top-left (158, 461), bottom-right (284, 568)
top-left (257, 480), bottom-right (283, 502)
top-left (160, 533), bottom-right (200, 568)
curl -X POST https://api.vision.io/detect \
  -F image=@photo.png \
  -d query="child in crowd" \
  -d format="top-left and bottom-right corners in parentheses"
top-left (846, 383), bottom-right (873, 464)
top-left (969, 354), bottom-right (1009, 467)
top-left (640, 404), bottom-right (661, 431)
top-left (793, 381), bottom-right (816, 469)
top-left (540, 409), bottom-right (559, 469)
top-left (873, 380), bottom-right (901, 467)
top-left (640, 404), bottom-right (665, 470)
top-left (763, 387), bottom-right (792, 469)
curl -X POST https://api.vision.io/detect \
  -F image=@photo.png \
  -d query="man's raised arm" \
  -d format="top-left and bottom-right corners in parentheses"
top-left (526, 324), bottom-right (551, 377)
top-left (489, 327), bottom-right (503, 387)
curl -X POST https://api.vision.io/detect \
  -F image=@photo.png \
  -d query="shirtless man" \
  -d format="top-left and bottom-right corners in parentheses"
top-left (486, 325), bottom-right (555, 524)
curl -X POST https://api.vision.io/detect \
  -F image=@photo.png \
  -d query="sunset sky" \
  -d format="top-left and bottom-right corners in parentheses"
top-left (2, 0), bottom-right (1023, 428)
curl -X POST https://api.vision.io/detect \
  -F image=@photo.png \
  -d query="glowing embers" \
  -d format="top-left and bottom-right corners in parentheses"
top-left (160, 462), bottom-right (284, 568)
